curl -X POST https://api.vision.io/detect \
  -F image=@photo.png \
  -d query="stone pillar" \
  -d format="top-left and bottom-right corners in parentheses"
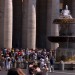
top-left (22, 0), bottom-right (36, 49)
top-left (22, 0), bottom-right (28, 48)
top-left (0, 0), bottom-right (4, 48)
top-left (47, 0), bottom-right (60, 49)
top-left (71, 0), bottom-right (75, 49)
top-left (4, 0), bottom-right (13, 48)
top-left (27, 0), bottom-right (36, 49)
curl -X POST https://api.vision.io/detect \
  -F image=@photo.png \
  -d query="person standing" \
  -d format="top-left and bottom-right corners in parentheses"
top-left (40, 58), bottom-right (45, 70)
top-left (50, 57), bottom-right (55, 72)
top-left (5, 54), bottom-right (11, 70)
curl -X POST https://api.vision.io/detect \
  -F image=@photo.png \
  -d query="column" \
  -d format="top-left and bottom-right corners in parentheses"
top-left (47, 0), bottom-right (60, 49)
top-left (27, 0), bottom-right (36, 49)
top-left (71, 0), bottom-right (75, 49)
top-left (0, 0), bottom-right (4, 48)
top-left (22, 0), bottom-right (28, 48)
top-left (22, 0), bottom-right (36, 49)
top-left (4, 0), bottom-right (13, 48)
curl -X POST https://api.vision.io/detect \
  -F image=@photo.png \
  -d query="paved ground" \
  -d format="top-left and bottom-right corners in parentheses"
top-left (0, 69), bottom-right (75, 75)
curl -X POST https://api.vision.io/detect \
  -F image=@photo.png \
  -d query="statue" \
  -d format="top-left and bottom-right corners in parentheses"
top-left (60, 5), bottom-right (73, 19)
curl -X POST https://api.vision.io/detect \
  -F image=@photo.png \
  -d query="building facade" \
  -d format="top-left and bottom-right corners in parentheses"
top-left (0, 0), bottom-right (75, 51)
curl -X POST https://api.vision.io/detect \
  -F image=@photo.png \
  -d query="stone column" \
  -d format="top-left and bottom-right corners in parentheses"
top-left (27, 0), bottom-right (36, 49)
top-left (22, 0), bottom-right (36, 49)
top-left (0, 0), bottom-right (4, 48)
top-left (22, 0), bottom-right (28, 48)
top-left (4, 0), bottom-right (13, 48)
top-left (71, 0), bottom-right (75, 49)
top-left (47, 0), bottom-right (60, 49)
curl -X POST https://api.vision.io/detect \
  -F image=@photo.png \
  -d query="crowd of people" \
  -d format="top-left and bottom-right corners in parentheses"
top-left (0, 48), bottom-right (55, 75)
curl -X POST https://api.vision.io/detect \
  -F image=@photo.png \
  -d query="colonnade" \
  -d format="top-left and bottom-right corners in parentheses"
top-left (0, 0), bottom-right (60, 49)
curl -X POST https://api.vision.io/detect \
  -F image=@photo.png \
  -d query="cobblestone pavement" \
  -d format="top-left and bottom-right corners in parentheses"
top-left (0, 69), bottom-right (75, 75)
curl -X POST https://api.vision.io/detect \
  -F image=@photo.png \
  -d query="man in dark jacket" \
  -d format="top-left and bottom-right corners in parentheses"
top-left (50, 57), bottom-right (55, 72)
